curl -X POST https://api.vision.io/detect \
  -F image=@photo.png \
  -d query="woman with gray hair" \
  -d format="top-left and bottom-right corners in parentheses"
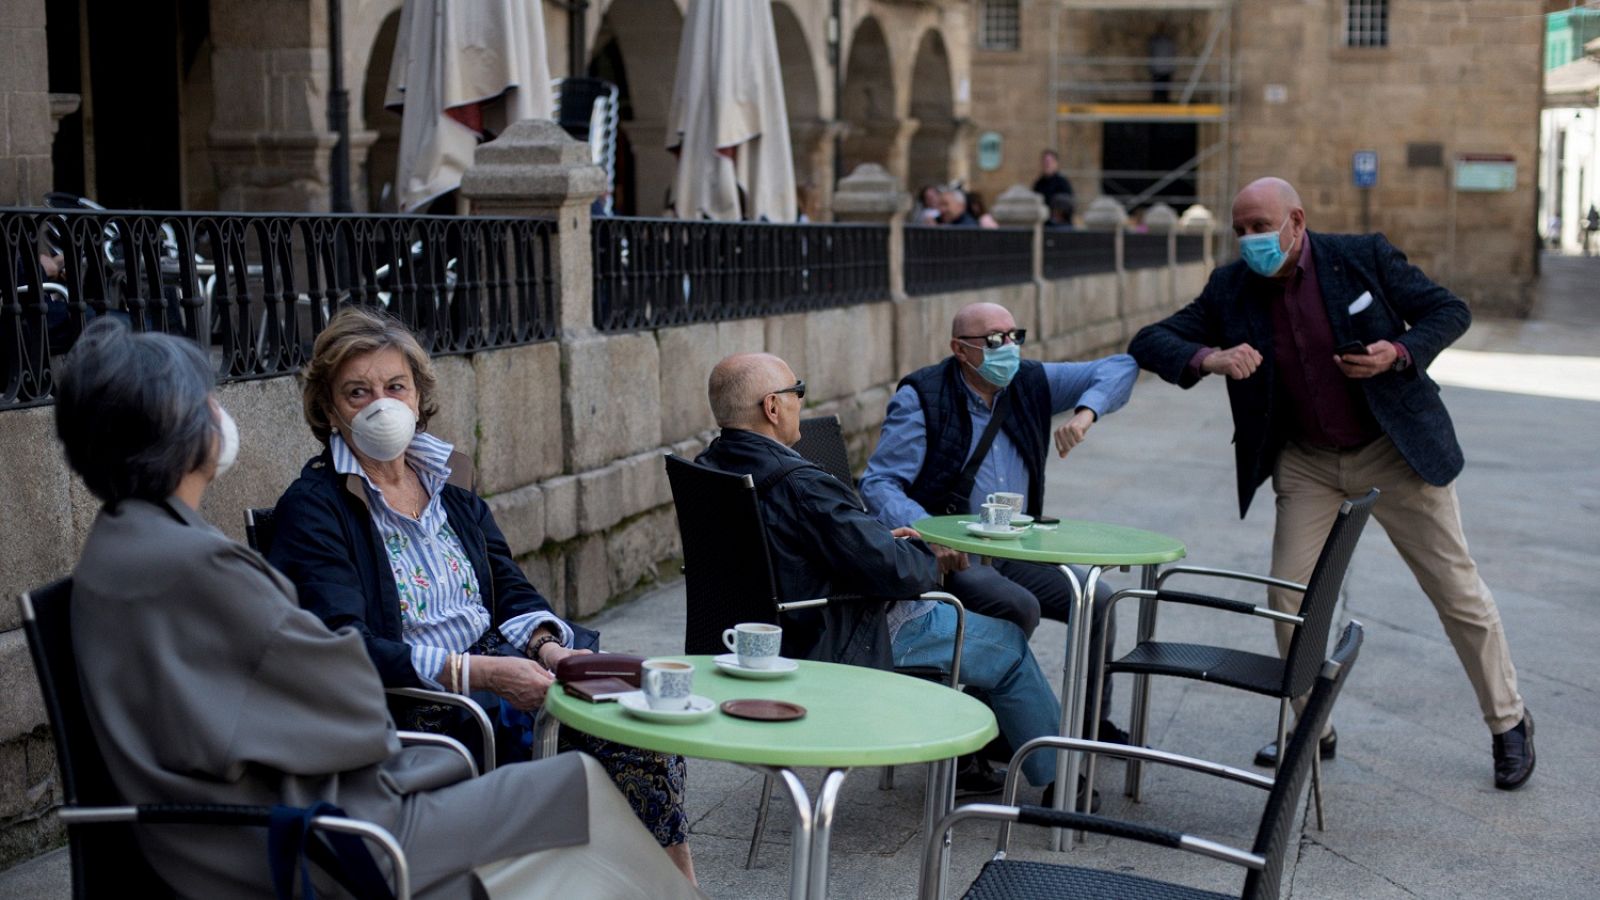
top-left (56, 318), bottom-right (702, 898)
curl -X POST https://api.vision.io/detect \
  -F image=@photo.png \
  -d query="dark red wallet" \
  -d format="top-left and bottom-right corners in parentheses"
top-left (553, 654), bottom-right (644, 687)
top-left (564, 677), bottom-right (637, 703)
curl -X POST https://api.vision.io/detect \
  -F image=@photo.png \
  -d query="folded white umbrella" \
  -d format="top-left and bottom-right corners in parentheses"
top-left (666, 0), bottom-right (796, 222)
top-left (386, 0), bottom-right (553, 211)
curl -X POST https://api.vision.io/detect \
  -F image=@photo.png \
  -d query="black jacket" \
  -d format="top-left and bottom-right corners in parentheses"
top-left (267, 448), bottom-right (597, 687)
top-left (697, 428), bottom-right (941, 670)
top-left (1128, 231), bottom-right (1468, 517)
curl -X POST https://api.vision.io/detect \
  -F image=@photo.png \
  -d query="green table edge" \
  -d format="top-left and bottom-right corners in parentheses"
top-left (545, 656), bottom-right (998, 768)
top-left (913, 514), bottom-right (1187, 566)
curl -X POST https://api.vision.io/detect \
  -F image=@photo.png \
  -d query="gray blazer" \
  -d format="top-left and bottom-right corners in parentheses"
top-left (72, 497), bottom-right (589, 897)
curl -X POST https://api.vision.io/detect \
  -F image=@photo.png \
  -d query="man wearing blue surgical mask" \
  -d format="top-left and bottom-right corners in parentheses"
top-left (1127, 177), bottom-right (1534, 791)
top-left (861, 302), bottom-right (1140, 787)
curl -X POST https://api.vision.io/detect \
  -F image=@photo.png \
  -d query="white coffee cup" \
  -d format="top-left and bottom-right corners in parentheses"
top-left (641, 659), bottom-right (695, 710)
top-left (981, 502), bottom-right (1013, 528)
top-left (722, 622), bottom-right (783, 669)
top-left (986, 491), bottom-right (1025, 514)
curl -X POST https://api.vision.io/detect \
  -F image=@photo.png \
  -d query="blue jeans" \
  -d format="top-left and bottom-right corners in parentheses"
top-left (892, 604), bottom-right (1062, 787)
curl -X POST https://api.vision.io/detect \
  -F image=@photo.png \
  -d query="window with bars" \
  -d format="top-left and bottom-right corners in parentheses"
top-left (979, 0), bottom-right (1021, 52)
top-left (1345, 0), bottom-right (1389, 48)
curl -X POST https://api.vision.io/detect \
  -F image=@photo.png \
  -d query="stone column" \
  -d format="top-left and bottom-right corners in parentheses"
top-left (1180, 204), bottom-right (1217, 268)
top-left (459, 119), bottom-right (606, 337)
top-left (833, 163), bottom-right (915, 375)
top-left (1144, 201), bottom-right (1180, 311)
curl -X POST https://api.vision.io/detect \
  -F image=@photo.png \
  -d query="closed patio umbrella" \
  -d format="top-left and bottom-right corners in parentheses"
top-left (666, 0), bottom-right (796, 222)
top-left (386, 0), bottom-right (553, 211)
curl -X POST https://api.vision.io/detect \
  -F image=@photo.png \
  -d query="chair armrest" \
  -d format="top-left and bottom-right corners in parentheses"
top-left (1104, 588), bottom-right (1303, 627)
top-left (1003, 735), bottom-right (1275, 803)
top-left (1157, 565), bottom-right (1307, 595)
top-left (58, 803), bottom-right (412, 899)
top-left (386, 688), bottom-right (495, 773)
top-left (917, 591), bottom-right (965, 688)
top-left (918, 803), bottom-right (1263, 900)
top-left (396, 731), bottom-right (478, 778)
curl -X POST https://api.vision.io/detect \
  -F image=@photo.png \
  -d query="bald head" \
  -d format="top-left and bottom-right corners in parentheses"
top-left (709, 353), bottom-right (795, 429)
top-left (1232, 177), bottom-right (1304, 233)
top-left (952, 303), bottom-right (1015, 339)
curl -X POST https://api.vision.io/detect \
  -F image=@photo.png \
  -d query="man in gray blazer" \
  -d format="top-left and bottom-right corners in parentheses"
top-left (1127, 177), bottom-right (1533, 790)
top-left (59, 319), bottom-right (702, 898)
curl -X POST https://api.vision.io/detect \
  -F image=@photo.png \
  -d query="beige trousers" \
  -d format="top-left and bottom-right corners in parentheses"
top-left (1268, 437), bottom-right (1524, 734)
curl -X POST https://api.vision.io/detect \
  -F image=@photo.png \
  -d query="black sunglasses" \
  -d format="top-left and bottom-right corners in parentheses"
top-left (956, 329), bottom-right (1027, 350)
top-left (768, 380), bottom-right (806, 401)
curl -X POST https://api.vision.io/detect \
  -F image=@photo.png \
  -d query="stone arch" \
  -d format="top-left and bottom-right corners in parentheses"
top-left (839, 16), bottom-right (897, 179)
top-left (907, 27), bottom-right (954, 195)
top-left (359, 7), bottom-right (405, 211)
top-left (772, 1), bottom-right (826, 217)
top-left (589, 0), bottom-right (684, 215)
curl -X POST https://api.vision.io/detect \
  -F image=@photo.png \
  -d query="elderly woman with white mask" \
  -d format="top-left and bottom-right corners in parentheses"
top-left (268, 305), bottom-right (695, 882)
top-left (56, 317), bottom-right (700, 898)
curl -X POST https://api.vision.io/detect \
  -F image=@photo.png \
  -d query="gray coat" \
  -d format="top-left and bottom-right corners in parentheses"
top-left (72, 497), bottom-right (589, 898)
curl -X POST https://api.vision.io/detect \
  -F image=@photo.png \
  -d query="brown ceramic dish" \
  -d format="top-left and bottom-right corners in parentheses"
top-left (720, 699), bottom-right (806, 722)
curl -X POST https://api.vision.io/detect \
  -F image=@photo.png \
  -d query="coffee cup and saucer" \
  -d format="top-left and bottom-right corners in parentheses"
top-left (618, 658), bottom-right (716, 723)
top-left (714, 623), bottom-right (798, 679)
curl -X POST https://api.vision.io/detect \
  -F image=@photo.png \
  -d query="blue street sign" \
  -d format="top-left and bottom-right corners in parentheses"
top-left (1352, 151), bottom-right (1378, 188)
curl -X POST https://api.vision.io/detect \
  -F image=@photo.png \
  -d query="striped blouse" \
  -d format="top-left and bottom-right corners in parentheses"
top-left (332, 432), bottom-right (569, 688)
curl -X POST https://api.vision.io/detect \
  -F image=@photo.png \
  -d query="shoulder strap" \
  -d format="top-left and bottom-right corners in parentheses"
top-left (943, 390), bottom-right (1012, 511)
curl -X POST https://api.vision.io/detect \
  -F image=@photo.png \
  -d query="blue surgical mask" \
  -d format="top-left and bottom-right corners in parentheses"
top-left (972, 342), bottom-right (1021, 388)
top-left (1238, 216), bottom-right (1297, 277)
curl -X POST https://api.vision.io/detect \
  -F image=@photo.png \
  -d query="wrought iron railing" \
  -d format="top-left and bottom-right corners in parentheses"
top-left (591, 217), bottom-right (888, 331)
top-left (904, 226), bottom-right (1034, 296)
top-left (1, 208), bottom-right (556, 409)
top-left (1175, 232), bottom-right (1206, 264)
top-left (1123, 232), bottom-right (1171, 270)
top-left (1042, 229), bottom-right (1117, 279)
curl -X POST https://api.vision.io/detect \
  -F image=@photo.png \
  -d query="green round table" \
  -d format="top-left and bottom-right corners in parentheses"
top-left (913, 514), bottom-right (1185, 848)
top-left (538, 655), bottom-right (996, 900)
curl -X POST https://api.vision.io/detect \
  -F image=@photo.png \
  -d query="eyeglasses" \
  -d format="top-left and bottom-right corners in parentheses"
top-left (956, 329), bottom-right (1027, 350)
top-left (767, 380), bottom-right (806, 401)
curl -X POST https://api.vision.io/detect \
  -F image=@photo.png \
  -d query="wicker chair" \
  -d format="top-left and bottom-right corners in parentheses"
top-left (792, 415), bottom-right (860, 507)
top-left (1087, 489), bottom-right (1379, 830)
top-left (919, 622), bottom-right (1365, 900)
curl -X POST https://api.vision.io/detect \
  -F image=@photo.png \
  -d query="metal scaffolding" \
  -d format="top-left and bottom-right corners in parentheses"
top-left (1049, 0), bottom-right (1237, 216)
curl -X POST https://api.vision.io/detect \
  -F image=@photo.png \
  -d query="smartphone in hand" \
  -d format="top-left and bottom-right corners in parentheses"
top-left (1335, 340), bottom-right (1367, 357)
top-left (1035, 515), bottom-right (1061, 525)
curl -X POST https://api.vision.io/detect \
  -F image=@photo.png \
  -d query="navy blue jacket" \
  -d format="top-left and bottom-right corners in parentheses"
top-left (1128, 232), bottom-right (1468, 517)
top-left (698, 428), bottom-right (941, 670)
top-left (899, 357), bottom-right (1054, 518)
top-left (267, 448), bottom-right (597, 688)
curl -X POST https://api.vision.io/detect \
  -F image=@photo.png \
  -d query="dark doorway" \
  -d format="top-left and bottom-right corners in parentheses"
top-left (1100, 122), bottom-right (1198, 211)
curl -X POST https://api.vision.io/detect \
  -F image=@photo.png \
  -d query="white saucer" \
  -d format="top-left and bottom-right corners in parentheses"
top-left (1010, 513), bottom-right (1034, 526)
top-left (965, 522), bottom-right (1028, 540)
top-left (617, 692), bottom-right (716, 723)
top-left (713, 653), bottom-right (799, 679)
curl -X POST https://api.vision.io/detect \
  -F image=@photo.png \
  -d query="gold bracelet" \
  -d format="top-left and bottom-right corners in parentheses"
top-left (449, 653), bottom-right (461, 694)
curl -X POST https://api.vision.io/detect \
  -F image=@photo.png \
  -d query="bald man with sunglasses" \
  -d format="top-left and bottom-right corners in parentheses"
top-left (860, 302), bottom-right (1140, 743)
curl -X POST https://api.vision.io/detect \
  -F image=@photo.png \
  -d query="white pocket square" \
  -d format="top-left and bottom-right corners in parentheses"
top-left (1347, 291), bottom-right (1374, 315)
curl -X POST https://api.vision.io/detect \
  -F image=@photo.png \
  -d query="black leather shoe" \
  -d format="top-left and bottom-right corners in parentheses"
top-left (1094, 719), bottom-right (1132, 746)
top-left (1039, 777), bottom-right (1101, 814)
top-left (955, 756), bottom-right (1007, 797)
top-left (1254, 727), bottom-right (1337, 768)
top-left (1493, 710), bottom-right (1535, 790)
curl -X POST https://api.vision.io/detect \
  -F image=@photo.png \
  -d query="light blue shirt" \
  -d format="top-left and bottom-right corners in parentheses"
top-left (332, 432), bottom-right (569, 688)
top-left (860, 355), bottom-right (1140, 529)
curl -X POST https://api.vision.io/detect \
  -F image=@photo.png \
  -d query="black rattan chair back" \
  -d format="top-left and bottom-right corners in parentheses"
top-left (1280, 489), bottom-right (1378, 699)
top-left (20, 579), bottom-right (173, 898)
top-left (665, 454), bottom-right (782, 655)
top-left (1245, 621), bottom-right (1364, 900)
top-left (792, 416), bottom-right (859, 507)
top-left (245, 506), bottom-right (277, 556)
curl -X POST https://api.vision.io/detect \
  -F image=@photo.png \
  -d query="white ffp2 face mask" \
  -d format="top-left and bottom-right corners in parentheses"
top-left (214, 405), bottom-right (240, 478)
top-left (344, 397), bottom-right (417, 462)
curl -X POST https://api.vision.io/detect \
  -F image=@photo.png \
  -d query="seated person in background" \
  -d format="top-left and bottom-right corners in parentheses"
top-left (966, 190), bottom-right (1000, 229)
top-left (55, 318), bottom-right (700, 899)
top-left (267, 306), bottom-right (695, 882)
top-left (937, 187), bottom-right (979, 227)
top-left (859, 302), bottom-right (1139, 744)
top-left (696, 352), bottom-right (1072, 800)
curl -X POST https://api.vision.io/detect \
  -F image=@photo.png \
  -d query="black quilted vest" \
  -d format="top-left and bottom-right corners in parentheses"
top-left (900, 357), bottom-right (1053, 517)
